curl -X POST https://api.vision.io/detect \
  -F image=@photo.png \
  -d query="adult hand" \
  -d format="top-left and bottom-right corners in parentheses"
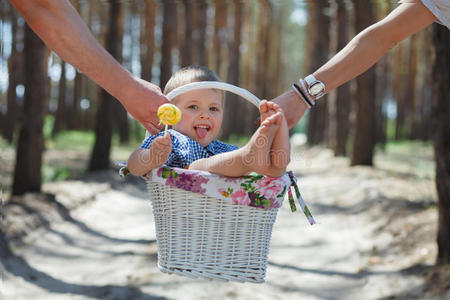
top-left (271, 90), bottom-right (309, 129)
top-left (121, 78), bottom-right (169, 134)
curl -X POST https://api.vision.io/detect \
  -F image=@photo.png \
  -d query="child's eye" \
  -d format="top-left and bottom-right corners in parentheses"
top-left (210, 107), bottom-right (220, 112)
top-left (188, 105), bottom-right (198, 110)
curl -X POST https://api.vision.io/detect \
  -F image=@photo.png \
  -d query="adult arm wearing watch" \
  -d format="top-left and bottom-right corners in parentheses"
top-left (273, 0), bottom-right (437, 128)
top-left (10, 0), bottom-right (169, 134)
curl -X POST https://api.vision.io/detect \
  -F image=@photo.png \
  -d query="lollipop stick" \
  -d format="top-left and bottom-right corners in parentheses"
top-left (164, 124), bottom-right (168, 132)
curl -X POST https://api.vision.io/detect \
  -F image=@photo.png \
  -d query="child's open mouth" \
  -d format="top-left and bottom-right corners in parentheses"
top-left (195, 125), bottom-right (210, 139)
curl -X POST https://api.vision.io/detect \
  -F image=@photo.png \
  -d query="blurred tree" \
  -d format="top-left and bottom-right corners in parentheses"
top-left (255, 0), bottom-right (272, 99)
top-left (220, 0), bottom-right (244, 140)
top-left (194, 0), bottom-right (208, 66)
top-left (160, 0), bottom-right (177, 88)
top-left (180, 0), bottom-right (193, 67)
top-left (432, 23), bottom-right (450, 265)
top-left (412, 28), bottom-right (433, 141)
top-left (67, 1), bottom-right (83, 130)
top-left (305, 1), bottom-right (330, 146)
top-left (12, 25), bottom-right (48, 195)
top-left (330, 0), bottom-right (351, 156)
top-left (269, 5), bottom-right (283, 99)
top-left (405, 34), bottom-right (419, 139)
top-left (213, 0), bottom-right (228, 77)
top-left (4, 8), bottom-right (24, 143)
top-left (89, 0), bottom-right (122, 170)
top-left (52, 60), bottom-right (66, 136)
top-left (69, 69), bottom-right (82, 130)
top-left (374, 0), bottom-right (392, 147)
top-left (112, 2), bottom-right (128, 144)
top-left (350, 0), bottom-right (376, 166)
top-left (140, 0), bottom-right (157, 82)
top-left (394, 35), bottom-right (418, 140)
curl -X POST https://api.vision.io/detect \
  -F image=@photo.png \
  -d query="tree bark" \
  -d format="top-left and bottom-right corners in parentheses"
top-left (180, 0), bottom-right (193, 67)
top-left (195, 0), bottom-right (208, 66)
top-left (4, 9), bottom-right (24, 143)
top-left (52, 61), bottom-right (66, 137)
top-left (88, 0), bottom-right (122, 171)
top-left (68, 69), bottom-right (82, 130)
top-left (160, 0), bottom-right (177, 88)
top-left (332, 0), bottom-right (351, 156)
top-left (220, 0), bottom-right (244, 140)
top-left (432, 23), bottom-right (450, 265)
top-left (306, 1), bottom-right (330, 146)
top-left (140, 0), bottom-right (157, 82)
top-left (350, 0), bottom-right (376, 166)
top-left (213, 0), bottom-right (228, 76)
top-left (12, 25), bottom-right (48, 195)
top-left (112, 2), bottom-right (128, 144)
top-left (394, 41), bottom-right (407, 140)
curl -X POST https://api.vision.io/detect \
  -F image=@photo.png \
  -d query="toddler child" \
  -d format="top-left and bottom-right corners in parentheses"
top-left (127, 65), bottom-right (290, 178)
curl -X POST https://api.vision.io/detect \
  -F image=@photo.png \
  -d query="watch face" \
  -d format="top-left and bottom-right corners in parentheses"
top-left (310, 83), bottom-right (324, 95)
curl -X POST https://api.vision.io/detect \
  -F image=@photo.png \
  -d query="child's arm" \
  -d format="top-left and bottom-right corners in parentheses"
top-left (128, 133), bottom-right (172, 176)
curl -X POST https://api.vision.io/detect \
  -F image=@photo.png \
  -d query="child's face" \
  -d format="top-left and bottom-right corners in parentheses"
top-left (172, 89), bottom-right (224, 147)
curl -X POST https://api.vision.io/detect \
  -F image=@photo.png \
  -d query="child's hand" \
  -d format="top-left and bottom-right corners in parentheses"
top-left (150, 132), bottom-right (172, 166)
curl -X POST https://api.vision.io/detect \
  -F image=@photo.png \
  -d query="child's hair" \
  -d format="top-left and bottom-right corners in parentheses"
top-left (164, 65), bottom-right (221, 95)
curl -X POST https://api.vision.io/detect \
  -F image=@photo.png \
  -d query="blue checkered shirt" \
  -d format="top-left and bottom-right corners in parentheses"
top-left (140, 129), bottom-right (239, 168)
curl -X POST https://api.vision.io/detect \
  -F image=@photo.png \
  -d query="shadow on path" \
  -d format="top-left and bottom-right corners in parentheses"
top-left (2, 252), bottom-right (167, 300)
top-left (8, 196), bottom-right (156, 245)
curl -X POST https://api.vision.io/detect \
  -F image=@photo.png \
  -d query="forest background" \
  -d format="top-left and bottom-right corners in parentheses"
top-left (1, 0), bottom-right (449, 298)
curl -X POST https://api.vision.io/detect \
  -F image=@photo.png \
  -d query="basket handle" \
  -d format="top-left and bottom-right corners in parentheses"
top-left (166, 81), bottom-right (261, 107)
top-left (146, 82), bottom-right (261, 137)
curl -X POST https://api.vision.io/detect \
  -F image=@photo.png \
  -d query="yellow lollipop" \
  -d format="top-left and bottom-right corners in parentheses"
top-left (157, 104), bottom-right (182, 129)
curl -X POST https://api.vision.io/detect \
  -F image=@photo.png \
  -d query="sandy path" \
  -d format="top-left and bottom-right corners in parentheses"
top-left (2, 147), bottom-right (443, 300)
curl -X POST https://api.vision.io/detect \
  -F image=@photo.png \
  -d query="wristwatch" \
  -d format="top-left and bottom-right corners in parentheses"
top-left (304, 74), bottom-right (326, 100)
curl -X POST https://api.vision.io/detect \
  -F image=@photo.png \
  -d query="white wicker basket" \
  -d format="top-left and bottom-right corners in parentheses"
top-left (147, 181), bottom-right (278, 283)
top-left (146, 82), bottom-right (278, 283)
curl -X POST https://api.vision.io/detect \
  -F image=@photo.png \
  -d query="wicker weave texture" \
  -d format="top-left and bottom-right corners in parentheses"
top-left (147, 181), bottom-right (279, 283)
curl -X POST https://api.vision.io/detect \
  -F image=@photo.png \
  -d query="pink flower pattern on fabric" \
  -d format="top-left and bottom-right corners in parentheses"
top-left (152, 166), bottom-right (289, 209)
top-left (230, 189), bottom-right (249, 206)
top-left (257, 176), bottom-right (286, 208)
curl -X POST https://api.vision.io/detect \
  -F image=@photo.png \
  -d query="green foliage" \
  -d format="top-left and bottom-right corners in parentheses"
top-left (386, 119), bottom-right (396, 141)
top-left (43, 115), bottom-right (55, 141)
top-left (293, 111), bottom-right (308, 134)
top-left (384, 140), bottom-right (432, 156)
top-left (224, 134), bottom-right (250, 147)
top-left (42, 164), bottom-right (73, 183)
top-left (49, 130), bottom-right (95, 151)
top-left (0, 136), bottom-right (14, 150)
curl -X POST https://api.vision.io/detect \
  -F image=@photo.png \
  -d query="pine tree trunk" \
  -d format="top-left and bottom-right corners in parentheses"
top-left (89, 0), bottom-right (122, 171)
top-left (112, 3), bottom-right (128, 144)
top-left (350, 0), bottom-right (376, 166)
top-left (306, 1), bottom-right (330, 146)
top-left (4, 9), bottom-right (23, 143)
top-left (213, 0), bottom-right (228, 76)
top-left (180, 0), bottom-right (193, 67)
top-left (431, 23), bottom-right (450, 265)
top-left (160, 0), bottom-right (177, 88)
top-left (196, 0), bottom-right (208, 66)
top-left (52, 61), bottom-right (66, 137)
top-left (419, 28), bottom-right (433, 141)
top-left (12, 25), bottom-right (48, 195)
top-left (68, 69), bottom-right (82, 130)
top-left (140, 0), bottom-right (156, 82)
top-left (333, 0), bottom-right (350, 156)
top-left (220, 0), bottom-right (243, 140)
top-left (394, 42), bottom-right (406, 140)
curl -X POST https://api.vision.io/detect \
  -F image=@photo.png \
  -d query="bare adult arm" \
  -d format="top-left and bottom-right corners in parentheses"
top-left (10, 0), bottom-right (168, 134)
top-left (273, 0), bottom-right (437, 128)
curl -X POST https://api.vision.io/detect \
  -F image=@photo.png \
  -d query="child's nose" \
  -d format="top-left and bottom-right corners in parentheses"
top-left (199, 111), bottom-right (211, 119)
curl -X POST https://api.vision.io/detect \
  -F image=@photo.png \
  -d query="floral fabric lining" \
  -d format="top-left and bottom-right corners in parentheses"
top-left (143, 166), bottom-right (315, 225)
